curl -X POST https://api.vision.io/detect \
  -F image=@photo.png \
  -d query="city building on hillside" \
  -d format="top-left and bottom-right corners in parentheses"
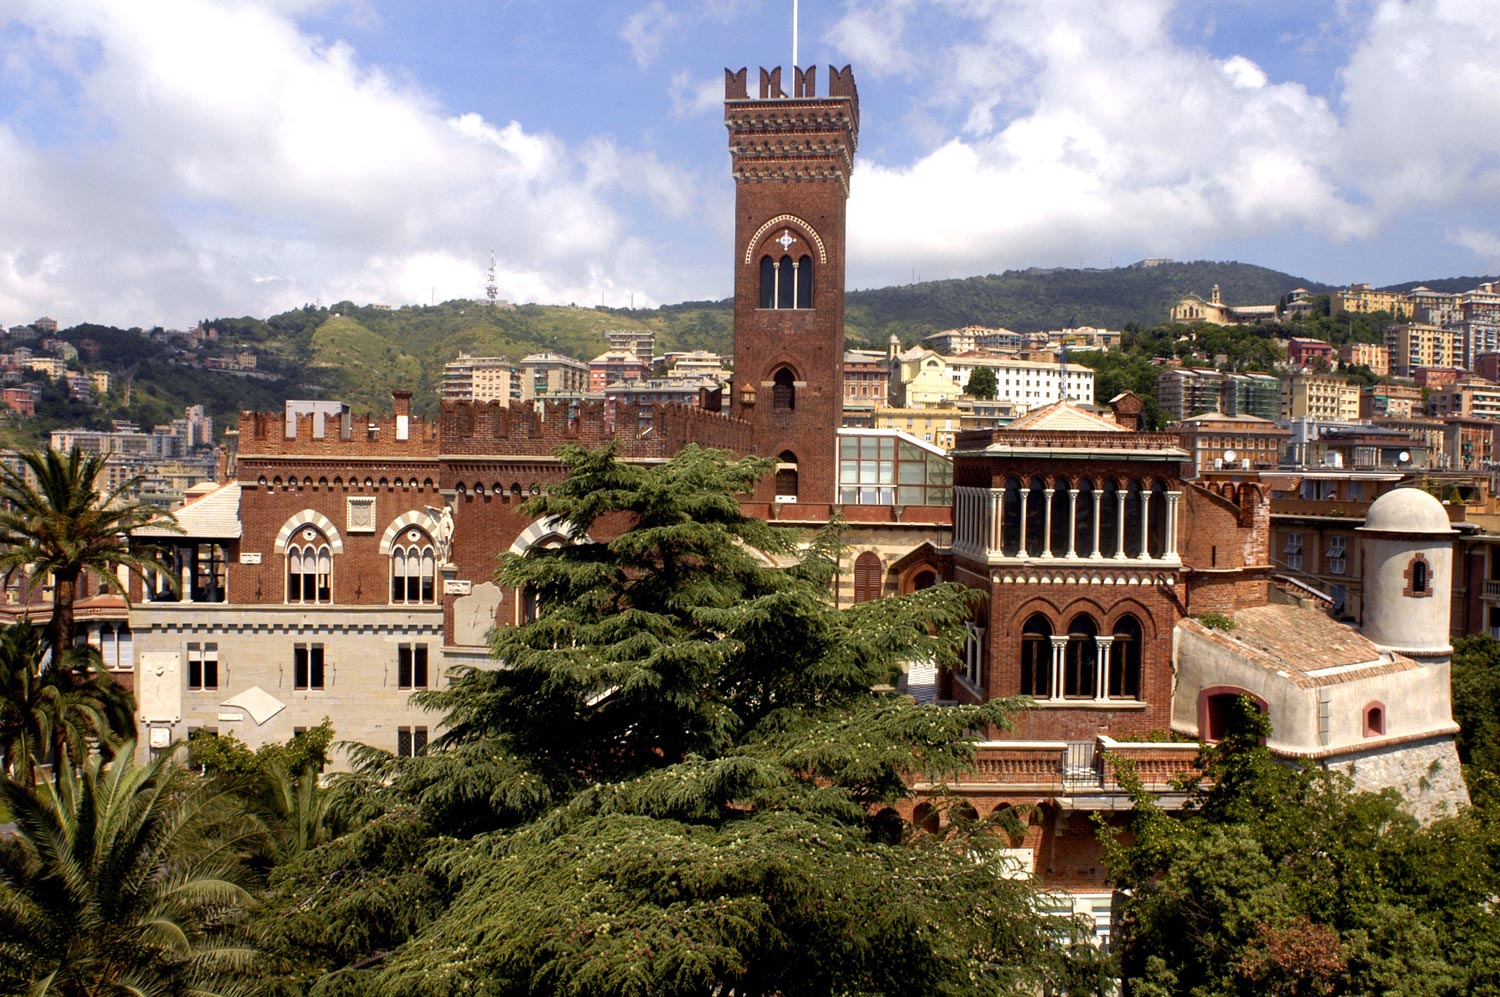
top-left (1411, 286), bottom-right (1463, 326)
top-left (1414, 365), bottom-right (1468, 388)
top-left (1476, 354), bottom-right (1500, 382)
top-left (1426, 379), bottom-right (1500, 421)
top-left (517, 352), bottom-right (588, 401)
top-left (605, 329), bottom-right (656, 368)
top-left (441, 353), bottom-right (521, 403)
top-left (2, 384), bottom-right (40, 416)
top-left (1220, 372), bottom-right (1281, 421)
top-left (1360, 381), bottom-right (1424, 420)
top-left (1333, 283), bottom-right (1416, 318)
top-left (1280, 372), bottom-right (1360, 422)
top-left (842, 349), bottom-right (890, 410)
top-left (1176, 412), bottom-right (1290, 475)
top-left (1287, 337), bottom-right (1334, 367)
top-left (32, 317), bottom-right (58, 334)
top-left (603, 377), bottom-right (721, 430)
top-left (1443, 416), bottom-right (1498, 470)
top-left (1157, 367), bottom-right (1224, 421)
top-left (873, 406), bottom-right (963, 449)
top-left (1283, 287), bottom-right (1317, 317)
top-left (1339, 341), bottom-right (1389, 376)
top-left (1169, 284), bottom-right (1279, 325)
top-left (1387, 322), bottom-right (1461, 376)
top-left (938, 353), bottom-right (1094, 412)
top-left (588, 350), bottom-right (649, 393)
top-left (921, 325), bottom-right (1027, 354)
top-left (1458, 320), bottom-right (1500, 369)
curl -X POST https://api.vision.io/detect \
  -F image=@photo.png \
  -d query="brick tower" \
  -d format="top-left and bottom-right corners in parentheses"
top-left (725, 64), bottom-right (859, 505)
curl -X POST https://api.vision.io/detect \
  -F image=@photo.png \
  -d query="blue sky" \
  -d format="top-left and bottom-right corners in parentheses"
top-left (3, 0), bottom-right (1500, 328)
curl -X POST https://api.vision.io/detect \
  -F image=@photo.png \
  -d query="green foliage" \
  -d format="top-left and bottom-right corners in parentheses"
top-left (1196, 612), bottom-right (1237, 632)
top-left (0, 624), bottom-right (135, 785)
top-left (0, 447), bottom-right (179, 654)
top-left (188, 721), bottom-right (334, 780)
top-left (966, 365), bottom-right (998, 399)
top-left (254, 445), bottom-right (1083, 996)
top-left (1451, 634), bottom-right (1500, 806)
top-left (1104, 696), bottom-right (1500, 996)
top-left (0, 743), bottom-right (260, 996)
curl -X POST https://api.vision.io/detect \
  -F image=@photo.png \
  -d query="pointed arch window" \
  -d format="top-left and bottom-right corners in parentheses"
top-left (775, 450), bottom-right (799, 503)
top-left (287, 528), bottom-right (332, 604)
top-left (391, 529), bottom-right (438, 604)
top-left (1020, 614), bottom-right (1052, 697)
top-left (1109, 614), bottom-right (1143, 699)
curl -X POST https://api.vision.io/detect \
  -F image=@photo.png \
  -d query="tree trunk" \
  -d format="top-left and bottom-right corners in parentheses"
top-left (47, 571), bottom-right (78, 674)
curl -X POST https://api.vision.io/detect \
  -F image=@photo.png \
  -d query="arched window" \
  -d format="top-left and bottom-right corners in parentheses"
top-left (1405, 554), bottom-right (1432, 597)
top-left (1049, 480), bottom-right (1072, 555)
top-left (1025, 478), bottom-right (1047, 556)
top-left (759, 255), bottom-right (776, 308)
top-left (391, 529), bottom-right (438, 604)
top-left (1364, 702), bottom-right (1386, 737)
top-left (796, 253), bottom-right (813, 306)
top-left (853, 552), bottom-right (882, 603)
top-left (1100, 479), bottom-right (1120, 556)
top-left (287, 528), bottom-right (332, 604)
top-left (1001, 477), bottom-right (1022, 556)
top-left (777, 255), bottom-right (795, 309)
top-left (1123, 480), bottom-right (1145, 557)
top-left (1201, 688), bottom-right (1268, 742)
top-left (1074, 479), bottom-right (1096, 557)
top-left (1064, 614), bottom-right (1098, 698)
top-left (775, 451), bottom-right (799, 502)
top-left (772, 367), bottom-right (796, 411)
top-left (911, 802), bottom-right (940, 835)
top-left (1020, 614), bottom-right (1052, 697)
top-left (1109, 614), bottom-right (1142, 699)
top-left (1147, 479), bottom-right (1169, 558)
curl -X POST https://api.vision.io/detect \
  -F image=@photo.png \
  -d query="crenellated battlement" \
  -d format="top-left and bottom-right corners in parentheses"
top-left (439, 398), bottom-right (754, 458)
top-left (239, 407), bottom-right (439, 457)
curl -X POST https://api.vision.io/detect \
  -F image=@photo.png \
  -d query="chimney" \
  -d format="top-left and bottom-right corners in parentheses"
top-left (1109, 391), bottom-right (1143, 432)
top-left (393, 390), bottom-right (412, 441)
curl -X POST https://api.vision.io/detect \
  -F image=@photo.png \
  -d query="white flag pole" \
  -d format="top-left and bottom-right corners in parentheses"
top-left (792, 0), bottom-right (799, 70)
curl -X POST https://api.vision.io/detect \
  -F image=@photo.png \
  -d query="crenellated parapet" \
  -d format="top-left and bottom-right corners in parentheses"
top-left (438, 398), bottom-right (753, 458)
top-left (238, 407), bottom-right (439, 458)
top-left (724, 65), bottom-right (859, 193)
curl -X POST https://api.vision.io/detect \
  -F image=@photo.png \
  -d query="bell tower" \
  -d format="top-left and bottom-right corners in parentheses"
top-left (726, 64), bottom-right (859, 505)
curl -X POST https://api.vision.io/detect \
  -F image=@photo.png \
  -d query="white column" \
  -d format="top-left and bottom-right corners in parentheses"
top-left (990, 489), bottom-right (1003, 555)
top-left (1115, 490), bottom-right (1127, 559)
top-left (1091, 488), bottom-right (1103, 558)
top-left (1140, 490), bottom-right (1153, 560)
top-left (772, 260), bottom-right (781, 308)
top-left (180, 561), bottom-right (191, 603)
top-left (1042, 488), bottom-right (1055, 558)
top-left (1066, 489), bottom-right (1078, 559)
top-left (1050, 636), bottom-right (1069, 701)
top-left (791, 260), bottom-right (801, 308)
top-left (1019, 487), bottom-right (1030, 557)
top-left (1094, 636), bottom-right (1115, 702)
top-left (1167, 491), bottom-right (1181, 557)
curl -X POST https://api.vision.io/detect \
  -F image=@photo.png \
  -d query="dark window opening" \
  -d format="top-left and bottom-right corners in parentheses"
top-left (1020, 614), bottom-right (1052, 697)
top-left (294, 643), bottom-right (325, 690)
top-left (1109, 615), bottom-right (1142, 699)
top-left (398, 643), bottom-right (429, 689)
top-left (772, 368), bottom-right (796, 411)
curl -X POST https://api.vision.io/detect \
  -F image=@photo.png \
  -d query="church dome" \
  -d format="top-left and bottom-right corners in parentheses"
top-left (1360, 487), bottom-right (1454, 536)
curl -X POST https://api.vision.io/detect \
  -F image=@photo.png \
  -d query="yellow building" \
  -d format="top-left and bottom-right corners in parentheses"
top-left (1332, 283), bottom-right (1415, 318)
top-left (873, 406), bottom-right (963, 449)
top-left (1338, 341), bottom-right (1389, 376)
top-left (1280, 373), bottom-right (1361, 422)
top-left (1386, 322), bottom-right (1462, 376)
top-left (890, 350), bottom-right (959, 407)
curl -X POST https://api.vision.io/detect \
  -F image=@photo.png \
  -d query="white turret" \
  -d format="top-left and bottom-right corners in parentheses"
top-left (1358, 487), bottom-right (1455, 664)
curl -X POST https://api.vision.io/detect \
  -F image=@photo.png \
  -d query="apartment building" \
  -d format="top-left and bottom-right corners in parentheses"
top-left (517, 353), bottom-right (589, 401)
top-left (441, 354), bottom-right (521, 403)
top-left (1387, 322), bottom-right (1462, 376)
top-left (1333, 283), bottom-right (1416, 318)
top-left (1176, 413), bottom-right (1290, 475)
top-left (1338, 342), bottom-right (1390, 376)
top-left (1280, 372), bottom-right (1361, 422)
top-left (1426, 379), bottom-right (1500, 421)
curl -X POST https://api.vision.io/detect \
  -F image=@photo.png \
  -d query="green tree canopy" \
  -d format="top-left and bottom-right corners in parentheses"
top-left (966, 365), bottom-right (998, 399)
top-left (251, 445), bottom-right (1082, 996)
top-left (0, 447), bottom-right (178, 655)
top-left (1105, 697), bottom-right (1500, 996)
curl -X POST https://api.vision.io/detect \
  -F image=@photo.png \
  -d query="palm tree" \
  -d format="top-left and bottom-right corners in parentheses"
top-left (0, 742), bottom-right (259, 996)
top-left (0, 623), bottom-right (134, 785)
top-left (0, 447), bottom-right (178, 657)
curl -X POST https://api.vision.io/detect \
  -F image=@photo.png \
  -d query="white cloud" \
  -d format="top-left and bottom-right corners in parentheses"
top-left (0, 0), bottom-right (696, 326)
top-left (669, 71), bottom-right (722, 119)
top-left (621, 2), bottom-right (678, 70)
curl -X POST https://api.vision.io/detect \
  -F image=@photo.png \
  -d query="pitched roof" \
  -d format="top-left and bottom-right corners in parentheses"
top-left (138, 482), bottom-right (241, 539)
top-left (1005, 400), bottom-right (1122, 432)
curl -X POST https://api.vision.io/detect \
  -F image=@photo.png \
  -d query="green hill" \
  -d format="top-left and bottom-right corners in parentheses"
top-left (22, 259), bottom-right (1435, 441)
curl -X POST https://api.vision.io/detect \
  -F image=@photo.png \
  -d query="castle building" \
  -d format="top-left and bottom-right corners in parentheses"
top-left (106, 60), bottom-right (1472, 942)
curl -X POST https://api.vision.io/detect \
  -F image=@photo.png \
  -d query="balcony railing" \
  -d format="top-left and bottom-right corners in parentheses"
top-left (1483, 579), bottom-right (1500, 600)
top-left (959, 737), bottom-right (1203, 796)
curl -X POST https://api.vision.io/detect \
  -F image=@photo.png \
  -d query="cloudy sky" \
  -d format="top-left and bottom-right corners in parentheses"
top-left (3, 0), bottom-right (1500, 329)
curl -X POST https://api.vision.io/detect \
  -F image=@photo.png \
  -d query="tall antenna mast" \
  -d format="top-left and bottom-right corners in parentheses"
top-left (792, 0), bottom-right (799, 69)
top-left (485, 248), bottom-right (499, 307)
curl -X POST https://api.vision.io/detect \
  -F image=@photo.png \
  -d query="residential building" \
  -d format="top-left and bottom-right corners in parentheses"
top-left (1360, 382), bottom-right (1424, 420)
top-left (1332, 283), bottom-right (1416, 318)
top-left (1387, 322), bottom-right (1462, 376)
top-left (921, 325), bottom-right (1026, 354)
top-left (1410, 286), bottom-right (1463, 326)
top-left (1280, 372), bottom-right (1360, 422)
top-left (1157, 368), bottom-right (1224, 421)
top-left (1339, 342), bottom-right (1390, 376)
top-left (604, 329), bottom-right (656, 368)
top-left (1426, 379), bottom-right (1500, 421)
top-left (1443, 416), bottom-right (1497, 469)
top-left (1176, 413), bottom-right (1290, 475)
top-left (1287, 337), bottom-right (1334, 368)
top-left (872, 406), bottom-right (963, 449)
top-left (2, 384), bottom-right (40, 416)
top-left (441, 353), bottom-right (521, 403)
top-left (588, 350), bottom-right (649, 393)
top-left (843, 349), bottom-right (891, 409)
top-left (517, 352), bottom-right (589, 401)
top-left (1415, 366), bottom-right (1468, 388)
top-left (940, 354), bottom-right (1094, 411)
top-left (1220, 373), bottom-right (1281, 421)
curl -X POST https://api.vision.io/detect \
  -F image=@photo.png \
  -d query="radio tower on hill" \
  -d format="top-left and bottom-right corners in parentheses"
top-left (485, 249), bottom-right (499, 306)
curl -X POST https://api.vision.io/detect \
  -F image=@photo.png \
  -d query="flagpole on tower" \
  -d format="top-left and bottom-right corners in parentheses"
top-left (792, 0), bottom-right (799, 69)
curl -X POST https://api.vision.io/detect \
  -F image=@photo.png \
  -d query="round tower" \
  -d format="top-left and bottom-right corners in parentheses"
top-left (1358, 487), bottom-right (1455, 664)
